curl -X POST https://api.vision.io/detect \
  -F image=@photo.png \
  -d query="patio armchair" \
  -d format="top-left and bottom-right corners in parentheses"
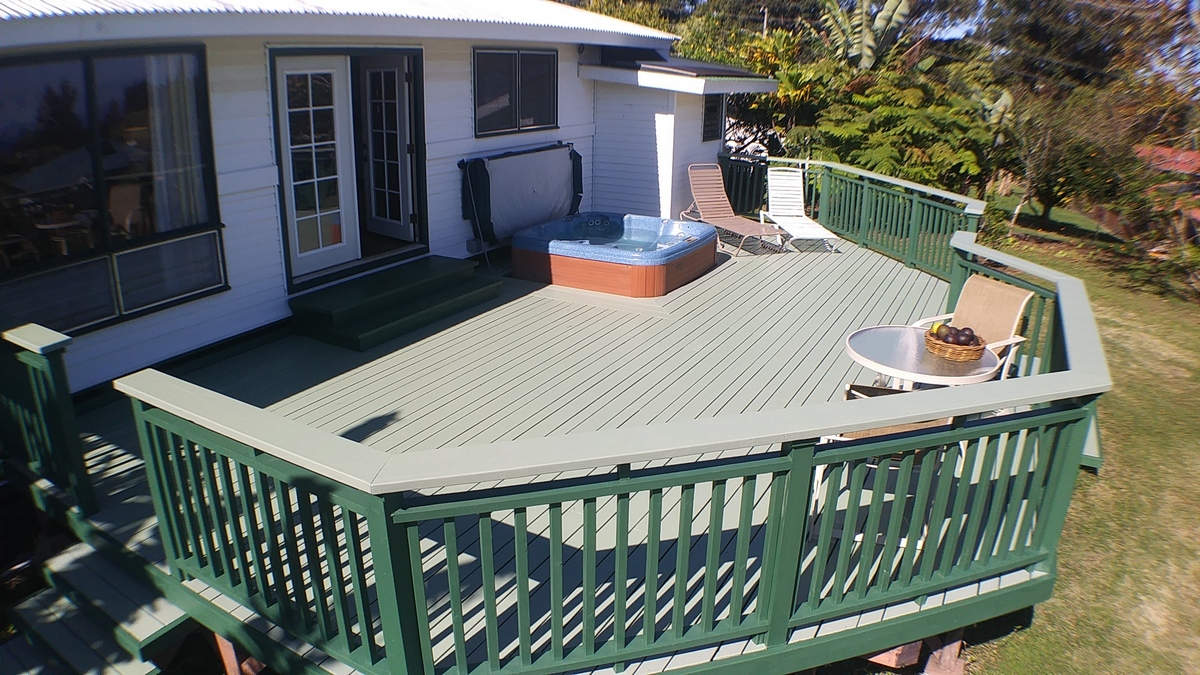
top-left (682, 163), bottom-right (789, 256)
top-left (760, 167), bottom-right (839, 252)
top-left (911, 274), bottom-right (1035, 381)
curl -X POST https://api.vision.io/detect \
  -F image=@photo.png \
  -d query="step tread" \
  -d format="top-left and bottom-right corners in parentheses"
top-left (0, 635), bottom-right (69, 675)
top-left (12, 589), bottom-right (159, 675)
top-left (326, 276), bottom-right (503, 348)
top-left (289, 256), bottom-right (477, 316)
top-left (45, 543), bottom-right (188, 647)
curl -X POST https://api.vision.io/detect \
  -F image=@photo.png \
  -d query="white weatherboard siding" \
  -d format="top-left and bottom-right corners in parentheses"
top-left (671, 93), bottom-right (723, 219)
top-left (65, 37), bottom-right (288, 392)
top-left (423, 40), bottom-right (594, 256)
top-left (59, 36), bottom-right (607, 390)
top-left (592, 82), bottom-right (670, 217)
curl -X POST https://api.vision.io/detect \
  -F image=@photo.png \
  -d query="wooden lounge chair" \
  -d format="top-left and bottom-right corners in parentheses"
top-left (760, 166), bottom-right (839, 252)
top-left (682, 163), bottom-right (789, 256)
top-left (911, 275), bottom-right (1035, 380)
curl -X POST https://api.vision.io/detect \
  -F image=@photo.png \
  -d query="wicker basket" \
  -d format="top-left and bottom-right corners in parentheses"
top-left (924, 330), bottom-right (986, 362)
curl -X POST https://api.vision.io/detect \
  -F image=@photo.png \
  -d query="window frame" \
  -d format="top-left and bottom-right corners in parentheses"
top-left (702, 94), bottom-right (726, 143)
top-left (0, 44), bottom-right (227, 334)
top-left (472, 47), bottom-right (559, 138)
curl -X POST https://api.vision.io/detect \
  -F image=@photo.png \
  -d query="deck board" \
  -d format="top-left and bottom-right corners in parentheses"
top-left (161, 247), bottom-right (947, 455)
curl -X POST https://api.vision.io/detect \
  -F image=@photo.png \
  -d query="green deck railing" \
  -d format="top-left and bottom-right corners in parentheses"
top-left (115, 233), bottom-right (1109, 675)
top-left (717, 154), bottom-right (985, 281)
top-left (0, 324), bottom-right (96, 514)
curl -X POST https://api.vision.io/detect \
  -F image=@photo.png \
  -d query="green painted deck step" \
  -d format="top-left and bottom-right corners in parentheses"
top-left (290, 256), bottom-right (503, 351)
top-left (9, 588), bottom-right (160, 675)
top-left (0, 634), bottom-right (69, 675)
top-left (42, 543), bottom-right (194, 661)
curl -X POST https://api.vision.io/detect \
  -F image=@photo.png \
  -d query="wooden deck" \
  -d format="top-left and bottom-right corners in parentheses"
top-left (67, 246), bottom-right (956, 674)
top-left (176, 246), bottom-right (947, 455)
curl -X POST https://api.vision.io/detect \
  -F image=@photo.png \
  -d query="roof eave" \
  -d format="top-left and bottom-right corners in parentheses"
top-left (579, 63), bottom-right (777, 95)
top-left (0, 12), bottom-right (677, 52)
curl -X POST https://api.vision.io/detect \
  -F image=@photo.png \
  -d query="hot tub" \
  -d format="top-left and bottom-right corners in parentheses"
top-left (511, 212), bottom-right (718, 297)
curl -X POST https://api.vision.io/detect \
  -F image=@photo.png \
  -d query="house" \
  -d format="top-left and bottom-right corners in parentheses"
top-left (1134, 145), bottom-right (1200, 244)
top-left (0, 2), bottom-right (1110, 675)
top-left (0, 0), bottom-right (774, 392)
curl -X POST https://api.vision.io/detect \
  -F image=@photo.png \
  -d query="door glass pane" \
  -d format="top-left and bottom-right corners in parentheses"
top-left (283, 71), bottom-right (346, 255)
top-left (366, 68), bottom-right (405, 224)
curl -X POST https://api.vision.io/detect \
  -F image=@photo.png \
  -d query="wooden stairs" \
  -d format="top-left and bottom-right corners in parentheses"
top-left (289, 255), bottom-right (503, 351)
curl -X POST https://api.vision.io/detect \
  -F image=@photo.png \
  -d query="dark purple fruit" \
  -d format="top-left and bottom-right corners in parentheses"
top-left (959, 327), bottom-right (974, 339)
top-left (973, 336), bottom-right (982, 346)
top-left (955, 332), bottom-right (973, 345)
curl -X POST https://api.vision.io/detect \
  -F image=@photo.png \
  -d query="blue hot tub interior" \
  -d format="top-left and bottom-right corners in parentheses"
top-left (513, 212), bottom-right (716, 265)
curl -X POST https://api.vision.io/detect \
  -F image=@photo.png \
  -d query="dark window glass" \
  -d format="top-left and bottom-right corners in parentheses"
top-left (475, 51), bottom-right (517, 135)
top-left (474, 49), bottom-right (556, 136)
top-left (94, 53), bottom-right (211, 239)
top-left (703, 94), bottom-right (724, 142)
top-left (0, 60), bottom-right (101, 267)
top-left (519, 52), bottom-right (557, 129)
top-left (0, 48), bottom-right (224, 333)
top-left (114, 232), bottom-right (222, 312)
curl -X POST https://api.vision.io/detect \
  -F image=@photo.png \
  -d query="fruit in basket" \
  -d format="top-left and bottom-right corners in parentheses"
top-left (955, 332), bottom-right (974, 345)
top-left (959, 327), bottom-right (975, 340)
top-left (934, 323), bottom-right (950, 340)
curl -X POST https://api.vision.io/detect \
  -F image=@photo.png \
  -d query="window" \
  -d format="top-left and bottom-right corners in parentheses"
top-left (0, 47), bottom-right (224, 333)
top-left (473, 49), bottom-right (557, 136)
top-left (703, 94), bottom-right (725, 142)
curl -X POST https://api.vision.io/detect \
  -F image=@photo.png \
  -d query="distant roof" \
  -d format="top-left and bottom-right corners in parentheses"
top-left (1136, 145), bottom-right (1200, 176)
top-left (0, 0), bottom-right (677, 49)
top-left (581, 55), bottom-right (776, 95)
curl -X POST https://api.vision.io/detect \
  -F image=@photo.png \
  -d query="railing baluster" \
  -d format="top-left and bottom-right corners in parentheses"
top-left (918, 444), bottom-right (958, 582)
top-left (702, 479), bottom-right (726, 631)
top-left (875, 454), bottom-right (913, 594)
top-left (939, 438), bottom-right (980, 576)
top-left (807, 463), bottom-right (843, 609)
top-left (212, 452), bottom-right (247, 589)
top-left (832, 462), bottom-right (868, 604)
top-left (168, 432), bottom-right (207, 570)
top-left (583, 497), bottom-right (597, 655)
top-left (614, 492), bottom-right (630, 651)
top-left (896, 449), bottom-right (938, 586)
top-left (672, 484), bottom-right (694, 638)
top-left (442, 518), bottom-right (468, 671)
top-left (644, 488), bottom-right (662, 644)
top-left (958, 435), bottom-right (1001, 570)
top-left (549, 502), bottom-right (565, 660)
top-left (240, 465), bottom-right (274, 607)
top-left (514, 507), bottom-right (533, 666)
top-left (854, 457), bottom-right (891, 599)
top-left (977, 431), bottom-right (1022, 568)
top-left (479, 514), bottom-right (501, 670)
top-left (997, 428), bottom-right (1040, 559)
top-left (342, 509), bottom-right (376, 662)
top-left (729, 475), bottom-right (756, 621)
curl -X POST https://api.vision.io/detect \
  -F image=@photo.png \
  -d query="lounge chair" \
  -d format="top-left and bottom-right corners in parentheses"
top-left (760, 167), bottom-right (839, 252)
top-left (911, 274), bottom-right (1035, 381)
top-left (682, 163), bottom-right (789, 256)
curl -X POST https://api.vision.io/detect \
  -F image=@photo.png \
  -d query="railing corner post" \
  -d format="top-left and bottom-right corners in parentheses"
top-left (762, 439), bottom-right (817, 646)
top-left (371, 494), bottom-right (432, 675)
top-left (947, 248), bottom-right (971, 313)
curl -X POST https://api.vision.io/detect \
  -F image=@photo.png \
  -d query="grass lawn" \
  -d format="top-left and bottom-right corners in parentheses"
top-left (989, 194), bottom-right (1114, 241)
top-left (959, 239), bottom-right (1200, 673)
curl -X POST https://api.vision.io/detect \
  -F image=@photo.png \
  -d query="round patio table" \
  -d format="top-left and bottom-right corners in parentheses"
top-left (845, 325), bottom-right (1001, 387)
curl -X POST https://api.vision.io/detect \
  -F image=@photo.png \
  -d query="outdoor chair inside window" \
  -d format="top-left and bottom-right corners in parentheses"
top-left (911, 274), bottom-right (1035, 381)
top-left (682, 163), bottom-right (789, 256)
top-left (760, 166), bottom-right (839, 252)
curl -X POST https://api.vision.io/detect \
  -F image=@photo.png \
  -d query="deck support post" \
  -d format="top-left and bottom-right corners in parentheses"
top-left (213, 632), bottom-right (266, 675)
top-left (922, 629), bottom-right (965, 675)
top-left (762, 440), bottom-right (816, 647)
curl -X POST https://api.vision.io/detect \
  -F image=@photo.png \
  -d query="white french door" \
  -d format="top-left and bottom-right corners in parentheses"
top-left (275, 56), bottom-right (360, 277)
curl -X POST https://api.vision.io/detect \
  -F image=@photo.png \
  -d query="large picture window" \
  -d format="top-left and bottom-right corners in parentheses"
top-left (473, 49), bottom-right (557, 137)
top-left (0, 47), bottom-right (224, 333)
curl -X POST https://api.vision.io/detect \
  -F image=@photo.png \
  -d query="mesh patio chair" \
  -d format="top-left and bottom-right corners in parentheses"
top-left (911, 274), bottom-right (1035, 381)
top-left (760, 166), bottom-right (839, 252)
top-left (682, 163), bottom-right (789, 256)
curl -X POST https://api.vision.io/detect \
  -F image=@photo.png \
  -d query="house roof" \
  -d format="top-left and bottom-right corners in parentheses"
top-left (580, 56), bottom-right (777, 95)
top-left (0, 0), bottom-right (677, 50)
top-left (1136, 145), bottom-right (1200, 176)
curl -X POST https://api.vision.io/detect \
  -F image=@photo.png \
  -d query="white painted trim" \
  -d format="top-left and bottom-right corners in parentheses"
top-left (2, 324), bottom-right (73, 354)
top-left (579, 64), bottom-right (778, 95)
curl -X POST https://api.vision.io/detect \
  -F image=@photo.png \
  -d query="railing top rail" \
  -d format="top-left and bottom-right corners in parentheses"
top-left (112, 233), bottom-right (1109, 496)
top-left (725, 153), bottom-right (988, 216)
top-left (3, 323), bottom-right (72, 354)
